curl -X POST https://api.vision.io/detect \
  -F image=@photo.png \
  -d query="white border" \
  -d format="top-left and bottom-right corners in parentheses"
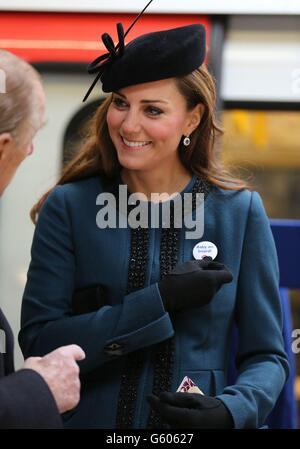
top-left (1, 0), bottom-right (300, 15)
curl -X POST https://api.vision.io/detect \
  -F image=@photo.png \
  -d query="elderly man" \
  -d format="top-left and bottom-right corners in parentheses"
top-left (0, 49), bottom-right (85, 428)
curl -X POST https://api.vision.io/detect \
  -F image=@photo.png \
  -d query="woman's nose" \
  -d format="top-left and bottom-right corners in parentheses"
top-left (121, 110), bottom-right (141, 135)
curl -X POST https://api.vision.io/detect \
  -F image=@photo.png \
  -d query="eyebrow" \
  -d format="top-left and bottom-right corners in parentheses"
top-left (114, 91), bottom-right (169, 105)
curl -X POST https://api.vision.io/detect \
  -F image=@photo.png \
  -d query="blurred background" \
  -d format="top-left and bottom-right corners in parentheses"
top-left (0, 0), bottom-right (299, 428)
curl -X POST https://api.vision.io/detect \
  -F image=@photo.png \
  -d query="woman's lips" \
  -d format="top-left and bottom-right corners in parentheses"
top-left (120, 135), bottom-right (152, 151)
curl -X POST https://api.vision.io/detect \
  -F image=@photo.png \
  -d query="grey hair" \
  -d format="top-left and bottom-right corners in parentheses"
top-left (0, 50), bottom-right (41, 138)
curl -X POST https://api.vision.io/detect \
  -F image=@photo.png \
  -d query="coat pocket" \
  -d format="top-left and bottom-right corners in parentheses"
top-left (175, 369), bottom-right (226, 397)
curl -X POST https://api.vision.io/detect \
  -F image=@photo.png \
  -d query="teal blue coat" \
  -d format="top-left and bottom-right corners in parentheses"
top-left (19, 175), bottom-right (289, 428)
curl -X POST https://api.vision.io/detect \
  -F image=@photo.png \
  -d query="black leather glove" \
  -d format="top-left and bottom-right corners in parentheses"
top-left (158, 258), bottom-right (233, 313)
top-left (147, 392), bottom-right (233, 429)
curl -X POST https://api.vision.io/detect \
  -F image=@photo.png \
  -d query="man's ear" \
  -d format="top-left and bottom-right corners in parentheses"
top-left (0, 133), bottom-right (13, 161)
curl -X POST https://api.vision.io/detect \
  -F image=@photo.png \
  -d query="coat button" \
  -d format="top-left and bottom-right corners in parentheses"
top-left (104, 342), bottom-right (123, 356)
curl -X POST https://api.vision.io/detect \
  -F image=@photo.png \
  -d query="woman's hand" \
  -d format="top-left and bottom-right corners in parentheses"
top-left (158, 258), bottom-right (233, 313)
top-left (147, 392), bottom-right (233, 429)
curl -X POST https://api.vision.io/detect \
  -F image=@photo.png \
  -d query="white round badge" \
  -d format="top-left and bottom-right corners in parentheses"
top-left (193, 241), bottom-right (218, 260)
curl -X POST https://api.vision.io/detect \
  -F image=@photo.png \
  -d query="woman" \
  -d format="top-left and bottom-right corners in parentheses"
top-left (0, 50), bottom-right (84, 428)
top-left (19, 23), bottom-right (288, 429)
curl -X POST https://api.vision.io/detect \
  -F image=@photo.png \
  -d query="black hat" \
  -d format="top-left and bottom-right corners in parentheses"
top-left (83, 21), bottom-right (206, 101)
top-left (102, 24), bottom-right (205, 93)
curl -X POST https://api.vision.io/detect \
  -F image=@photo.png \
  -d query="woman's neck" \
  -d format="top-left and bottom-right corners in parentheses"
top-left (121, 164), bottom-right (192, 200)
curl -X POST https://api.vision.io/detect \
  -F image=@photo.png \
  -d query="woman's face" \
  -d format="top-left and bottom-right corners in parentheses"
top-left (106, 78), bottom-right (201, 173)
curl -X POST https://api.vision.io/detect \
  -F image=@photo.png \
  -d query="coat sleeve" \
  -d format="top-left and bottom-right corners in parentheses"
top-left (216, 191), bottom-right (289, 428)
top-left (19, 187), bottom-right (174, 374)
top-left (0, 369), bottom-right (62, 428)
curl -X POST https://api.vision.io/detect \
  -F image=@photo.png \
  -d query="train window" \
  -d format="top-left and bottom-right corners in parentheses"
top-left (222, 16), bottom-right (300, 104)
top-left (221, 110), bottom-right (300, 219)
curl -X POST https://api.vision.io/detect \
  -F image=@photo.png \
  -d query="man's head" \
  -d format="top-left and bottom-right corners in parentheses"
top-left (0, 50), bottom-right (46, 196)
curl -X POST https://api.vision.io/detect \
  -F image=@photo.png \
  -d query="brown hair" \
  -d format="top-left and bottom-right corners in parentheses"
top-left (0, 50), bottom-right (41, 141)
top-left (30, 64), bottom-right (249, 223)
top-left (175, 66), bottom-right (249, 190)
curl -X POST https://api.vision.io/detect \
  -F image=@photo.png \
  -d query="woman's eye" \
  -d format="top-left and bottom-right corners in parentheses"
top-left (113, 98), bottom-right (128, 108)
top-left (146, 106), bottom-right (163, 116)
